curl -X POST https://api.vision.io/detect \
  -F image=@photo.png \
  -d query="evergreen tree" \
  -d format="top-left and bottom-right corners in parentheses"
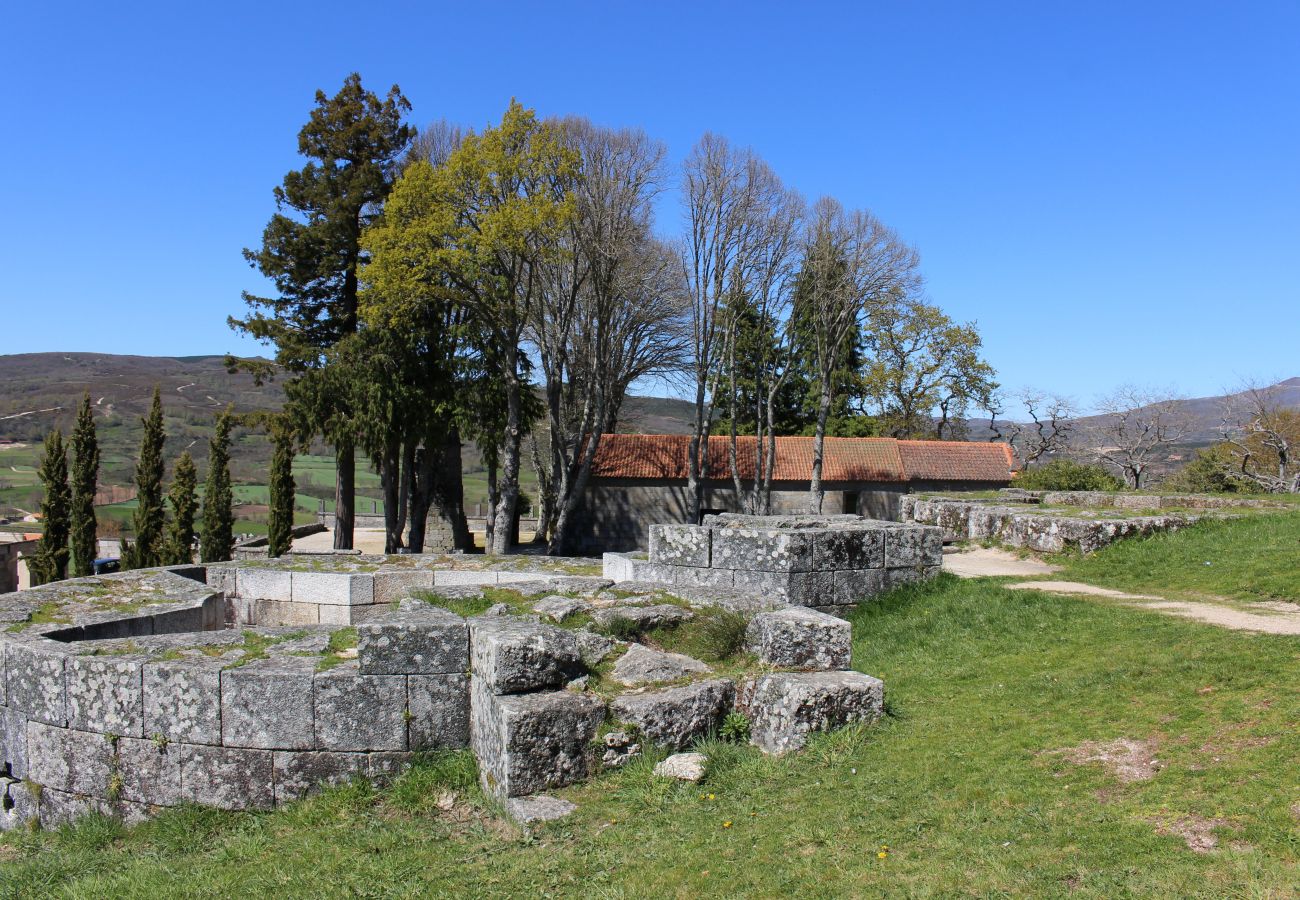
top-left (231, 73), bottom-right (413, 552)
top-left (200, 410), bottom-right (235, 563)
top-left (266, 425), bottom-right (296, 558)
top-left (30, 430), bottom-right (70, 585)
top-left (68, 393), bottom-right (100, 577)
top-left (164, 451), bottom-right (198, 565)
top-left (124, 387), bottom-right (167, 569)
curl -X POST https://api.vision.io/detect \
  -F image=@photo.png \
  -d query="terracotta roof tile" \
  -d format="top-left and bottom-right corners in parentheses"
top-left (589, 434), bottom-right (1013, 484)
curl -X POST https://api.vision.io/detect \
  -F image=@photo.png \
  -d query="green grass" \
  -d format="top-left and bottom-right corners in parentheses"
top-left (1059, 511), bottom-right (1300, 603)
top-left (4, 570), bottom-right (1298, 896)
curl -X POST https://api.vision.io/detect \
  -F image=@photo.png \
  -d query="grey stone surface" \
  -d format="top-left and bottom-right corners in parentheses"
top-left (590, 604), bottom-right (692, 631)
top-left (221, 657), bottom-right (315, 750)
top-left (6, 641), bottom-right (67, 726)
top-left (653, 752), bottom-right (706, 782)
top-left (357, 606), bottom-right (468, 675)
top-left (503, 794), bottom-right (578, 825)
top-left (292, 571), bottom-right (375, 606)
top-left (670, 566), bottom-right (735, 589)
top-left (180, 744), bottom-right (275, 809)
top-left (3, 707), bottom-right (28, 778)
top-left (26, 721), bottom-right (114, 795)
top-left (610, 679), bottom-right (734, 749)
top-left (236, 567), bottom-right (292, 602)
top-left (116, 735), bottom-right (182, 805)
top-left (272, 750), bottom-right (367, 803)
top-left (313, 668), bottom-right (407, 751)
top-left (739, 671), bottom-right (884, 755)
top-left (600, 730), bottom-right (641, 768)
top-left (372, 570), bottom-right (435, 604)
top-left (814, 528), bottom-right (884, 570)
top-left (143, 657), bottom-right (224, 745)
top-left (648, 524), bottom-right (711, 567)
top-left (532, 596), bottom-right (590, 622)
top-left (832, 569), bottom-right (889, 604)
top-left (408, 673), bottom-right (470, 750)
top-left (36, 787), bottom-right (105, 828)
top-left (366, 751), bottom-right (416, 786)
top-left (746, 607), bottom-right (851, 670)
top-left (65, 654), bottom-right (144, 737)
top-left (573, 629), bottom-right (619, 667)
top-left (711, 527), bottom-right (817, 573)
top-left (883, 525), bottom-right (944, 568)
top-left (610, 644), bottom-right (711, 687)
top-left (471, 678), bottom-right (605, 798)
top-left (469, 618), bottom-right (583, 695)
top-left (0, 778), bottom-right (37, 830)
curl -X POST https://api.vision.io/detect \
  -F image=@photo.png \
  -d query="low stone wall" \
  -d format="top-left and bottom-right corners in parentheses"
top-left (1, 548), bottom-right (888, 830)
top-left (604, 514), bottom-right (943, 609)
top-left (900, 495), bottom-right (1201, 553)
top-left (998, 489), bottom-right (1286, 511)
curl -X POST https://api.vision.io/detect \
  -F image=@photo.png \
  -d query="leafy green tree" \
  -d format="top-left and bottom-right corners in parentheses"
top-left (164, 451), bottom-right (198, 565)
top-left (30, 429), bottom-right (71, 585)
top-left (200, 409), bottom-right (235, 563)
top-left (1164, 444), bottom-right (1253, 494)
top-left (123, 387), bottom-right (166, 569)
top-left (267, 425), bottom-right (296, 557)
top-left (1014, 459), bottom-right (1124, 492)
top-left (231, 72), bottom-right (413, 551)
top-left (68, 393), bottom-right (100, 577)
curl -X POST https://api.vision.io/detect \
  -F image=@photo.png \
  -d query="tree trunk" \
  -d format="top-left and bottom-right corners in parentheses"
top-left (333, 442), bottom-right (355, 550)
top-left (529, 432), bottom-right (553, 545)
top-left (485, 454), bottom-right (498, 552)
top-left (490, 357), bottom-right (523, 555)
top-left (379, 439), bottom-right (403, 554)
top-left (808, 388), bottom-right (832, 514)
top-left (686, 377), bottom-right (709, 525)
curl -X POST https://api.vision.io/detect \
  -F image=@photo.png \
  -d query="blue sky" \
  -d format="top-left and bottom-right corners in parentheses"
top-left (4, 1), bottom-right (1297, 411)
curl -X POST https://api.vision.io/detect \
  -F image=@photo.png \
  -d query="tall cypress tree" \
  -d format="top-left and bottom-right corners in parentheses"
top-left (69, 393), bottom-right (100, 577)
top-left (201, 409), bottom-right (235, 563)
top-left (230, 73), bottom-right (413, 552)
top-left (31, 429), bottom-right (71, 585)
top-left (266, 425), bottom-right (296, 558)
top-left (125, 387), bottom-right (166, 569)
top-left (164, 451), bottom-right (198, 566)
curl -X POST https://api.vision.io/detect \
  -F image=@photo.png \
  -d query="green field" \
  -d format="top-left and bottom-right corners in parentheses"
top-left (2, 517), bottom-right (1297, 896)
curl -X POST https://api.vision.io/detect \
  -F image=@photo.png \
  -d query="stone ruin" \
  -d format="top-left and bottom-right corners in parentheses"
top-left (0, 514), bottom-right (941, 830)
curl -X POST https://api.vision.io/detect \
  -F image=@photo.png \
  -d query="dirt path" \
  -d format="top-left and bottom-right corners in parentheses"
top-left (944, 547), bottom-right (1300, 635)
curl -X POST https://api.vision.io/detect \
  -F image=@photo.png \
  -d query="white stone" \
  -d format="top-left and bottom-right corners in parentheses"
top-left (653, 752), bottom-right (707, 782)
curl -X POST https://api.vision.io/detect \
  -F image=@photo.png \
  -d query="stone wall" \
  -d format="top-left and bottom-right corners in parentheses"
top-left (604, 514), bottom-right (943, 609)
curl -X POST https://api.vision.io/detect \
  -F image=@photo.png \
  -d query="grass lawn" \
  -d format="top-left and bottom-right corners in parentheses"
top-left (3, 571), bottom-right (1297, 896)
top-left (1058, 511), bottom-right (1300, 604)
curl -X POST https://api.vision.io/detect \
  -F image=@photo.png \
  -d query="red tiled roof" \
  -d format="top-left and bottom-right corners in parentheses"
top-left (897, 440), bottom-right (1016, 482)
top-left (589, 434), bottom-right (1013, 483)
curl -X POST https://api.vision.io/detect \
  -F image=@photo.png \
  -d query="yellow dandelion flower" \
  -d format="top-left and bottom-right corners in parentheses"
top-left (723, 821), bottom-right (732, 828)
top-left (707, 793), bottom-right (715, 800)
top-left (877, 851), bottom-right (888, 859)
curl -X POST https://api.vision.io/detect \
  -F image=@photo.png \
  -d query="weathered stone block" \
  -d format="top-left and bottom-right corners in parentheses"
top-left (65, 655), bottom-right (144, 737)
top-left (832, 569), bottom-right (889, 604)
top-left (116, 736), bottom-right (182, 806)
top-left (272, 751), bottom-right (367, 804)
top-left (143, 657), bottom-right (223, 745)
top-left (882, 525), bottom-right (944, 568)
top-left (408, 673), bottom-right (470, 750)
top-left (372, 570), bottom-right (435, 604)
top-left (5, 641), bottom-right (67, 726)
top-left (367, 751), bottom-right (415, 785)
top-left (731, 569), bottom-right (835, 605)
top-left (235, 568), bottom-right (292, 601)
top-left (469, 618), bottom-right (583, 695)
top-left (590, 604), bottom-right (692, 631)
top-left (610, 643), bottom-right (711, 687)
top-left (180, 744), bottom-right (274, 809)
top-left (814, 528), bottom-right (884, 569)
top-left (532, 596), bottom-right (590, 622)
top-left (3, 707), bottom-right (29, 778)
top-left (357, 606), bottom-right (467, 675)
top-left (471, 678), bottom-right (604, 798)
top-left (433, 570), bottom-right (499, 587)
top-left (0, 778), bottom-right (37, 830)
top-left (221, 657), bottom-right (315, 750)
top-left (648, 524), bottom-right (711, 568)
top-left (711, 528), bottom-right (816, 572)
top-left (313, 668), bottom-right (407, 751)
top-left (740, 671), bottom-right (884, 755)
top-left (745, 607), bottom-right (851, 670)
top-left (36, 787), bottom-right (104, 828)
top-left (503, 794), bottom-right (577, 825)
top-left (26, 722), bottom-right (114, 795)
top-left (252, 599), bottom-right (319, 626)
top-left (292, 571), bottom-right (375, 606)
top-left (671, 566), bottom-right (735, 589)
top-left (610, 679), bottom-right (734, 750)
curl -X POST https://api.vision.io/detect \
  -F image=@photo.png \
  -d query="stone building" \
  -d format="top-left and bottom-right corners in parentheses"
top-left (568, 434), bottom-right (1015, 553)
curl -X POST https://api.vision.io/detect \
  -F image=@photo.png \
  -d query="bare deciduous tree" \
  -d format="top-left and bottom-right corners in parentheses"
top-left (1217, 380), bottom-right (1300, 493)
top-left (797, 198), bottom-right (920, 512)
top-left (1090, 385), bottom-right (1192, 489)
top-left (990, 387), bottom-right (1077, 468)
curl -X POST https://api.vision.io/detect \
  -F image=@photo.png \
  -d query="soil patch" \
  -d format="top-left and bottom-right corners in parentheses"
top-left (1150, 815), bottom-right (1230, 853)
top-left (1058, 736), bottom-right (1162, 783)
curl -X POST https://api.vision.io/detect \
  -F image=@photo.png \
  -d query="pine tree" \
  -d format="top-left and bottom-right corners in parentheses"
top-left (31, 429), bottom-right (71, 585)
top-left (164, 451), bottom-right (198, 566)
top-left (201, 409), bottom-right (235, 563)
top-left (231, 73), bottom-right (413, 552)
top-left (266, 426), bottom-right (296, 557)
top-left (122, 387), bottom-right (167, 569)
top-left (69, 393), bottom-right (100, 577)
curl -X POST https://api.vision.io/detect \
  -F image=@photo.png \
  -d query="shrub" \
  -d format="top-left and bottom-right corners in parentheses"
top-left (1162, 444), bottom-right (1253, 494)
top-left (719, 711), bottom-right (751, 743)
top-left (1014, 459), bottom-right (1124, 492)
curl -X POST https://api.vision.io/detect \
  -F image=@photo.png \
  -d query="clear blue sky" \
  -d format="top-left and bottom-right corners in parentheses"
top-left (4, 1), bottom-right (1296, 410)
